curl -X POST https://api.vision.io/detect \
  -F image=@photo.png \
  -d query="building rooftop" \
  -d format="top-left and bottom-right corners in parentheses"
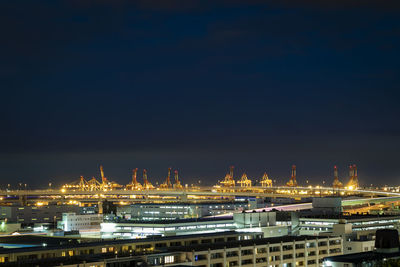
top-left (325, 250), bottom-right (400, 263)
top-left (0, 231), bottom-right (249, 254)
top-left (0, 252), bottom-right (145, 267)
top-left (0, 235), bottom-right (81, 247)
top-left (167, 235), bottom-right (334, 252)
top-left (105, 215), bottom-right (233, 225)
top-left (125, 201), bottom-right (246, 206)
top-left (300, 213), bottom-right (400, 220)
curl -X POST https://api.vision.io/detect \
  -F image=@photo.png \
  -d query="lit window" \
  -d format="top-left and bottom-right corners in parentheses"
top-left (165, 256), bottom-right (174, 263)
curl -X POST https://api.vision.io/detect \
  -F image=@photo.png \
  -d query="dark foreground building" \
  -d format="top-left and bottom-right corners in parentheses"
top-left (324, 229), bottom-right (400, 267)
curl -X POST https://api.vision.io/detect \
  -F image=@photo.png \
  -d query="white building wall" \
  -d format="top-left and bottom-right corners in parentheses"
top-left (60, 213), bottom-right (103, 232)
top-left (343, 240), bottom-right (375, 254)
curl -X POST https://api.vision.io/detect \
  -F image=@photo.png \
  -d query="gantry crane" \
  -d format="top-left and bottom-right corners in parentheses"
top-left (160, 168), bottom-right (173, 189)
top-left (332, 165), bottom-right (343, 189)
top-left (126, 168), bottom-right (142, 190)
top-left (142, 169), bottom-right (155, 190)
top-left (77, 176), bottom-right (87, 190)
top-left (98, 165), bottom-right (123, 191)
top-left (62, 176), bottom-right (89, 191)
top-left (286, 165), bottom-right (298, 187)
top-left (220, 166), bottom-right (236, 187)
top-left (87, 177), bottom-right (102, 191)
top-left (260, 173), bottom-right (273, 187)
top-left (346, 164), bottom-right (359, 190)
top-left (173, 170), bottom-right (183, 189)
top-left (237, 173), bottom-right (252, 187)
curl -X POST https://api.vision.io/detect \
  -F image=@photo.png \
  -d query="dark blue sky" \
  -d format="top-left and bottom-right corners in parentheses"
top-left (1, 0), bottom-right (400, 188)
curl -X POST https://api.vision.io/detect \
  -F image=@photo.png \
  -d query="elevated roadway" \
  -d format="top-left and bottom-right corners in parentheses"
top-left (0, 186), bottom-right (398, 203)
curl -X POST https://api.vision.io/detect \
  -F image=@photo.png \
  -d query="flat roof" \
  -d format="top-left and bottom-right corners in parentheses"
top-left (0, 231), bottom-right (250, 255)
top-left (167, 235), bottom-right (334, 252)
top-left (105, 215), bottom-right (233, 225)
top-left (125, 201), bottom-right (245, 206)
top-left (325, 250), bottom-right (400, 263)
top-left (0, 252), bottom-right (145, 267)
top-left (300, 213), bottom-right (400, 220)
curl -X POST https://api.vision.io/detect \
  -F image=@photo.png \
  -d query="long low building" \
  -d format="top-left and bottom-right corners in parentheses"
top-left (117, 199), bottom-right (264, 221)
top-left (323, 229), bottom-right (400, 267)
top-left (0, 231), bottom-right (259, 264)
top-left (163, 235), bottom-right (343, 267)
top-left (298, 214), bottom-right (400, 236)
top-left (101, 216), bottom-right (237, 238)
top-left (0, 205), bottom-right (80, 224)
top-left (102, 211), bottom-right (281, 239)
top-left (0, 234), bottom-right (343, 266)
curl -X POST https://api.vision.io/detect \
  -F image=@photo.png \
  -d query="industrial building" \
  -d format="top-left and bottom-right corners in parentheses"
top-left (323, 229), bottom-right (400, 267)
top-left (0, 204), bottom-right (80, 224)
top-left (168, 235), bottom-right (342, 267)
top-left (116, 199), bottom-right (264, 221)
top-left (0, 234), bottom-right (342, 266)
top-left (57, 212), bottom-right (103, 234)
top-left (297, 214), bottom-right (400, 236)
top-left (0, 231), bottom-right (259, 264)
top-left (101, 216), bottom-right (237, 238)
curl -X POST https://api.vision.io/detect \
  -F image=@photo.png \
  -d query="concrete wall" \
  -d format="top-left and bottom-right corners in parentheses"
top-left (233, 211), bottom-right (276, 228)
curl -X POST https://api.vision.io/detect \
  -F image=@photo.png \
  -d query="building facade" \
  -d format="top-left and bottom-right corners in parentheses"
top-left (0, 205), bottom-right (80, 224)
top-left (58, 213), bottom-right (103, 233)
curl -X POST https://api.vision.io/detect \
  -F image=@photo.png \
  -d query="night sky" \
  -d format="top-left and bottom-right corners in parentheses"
top-left (1, 0), bottom-right (400, 188)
